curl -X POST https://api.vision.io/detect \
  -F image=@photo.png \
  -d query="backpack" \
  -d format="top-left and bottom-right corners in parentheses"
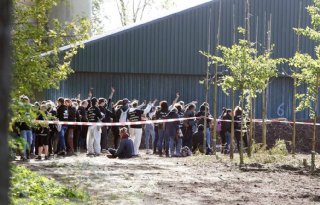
top-left (119, 108), bottom-right (129, 123)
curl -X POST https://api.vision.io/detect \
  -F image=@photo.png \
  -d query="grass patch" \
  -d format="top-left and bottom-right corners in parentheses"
top-left (10, 165), bottom-right (90, 205)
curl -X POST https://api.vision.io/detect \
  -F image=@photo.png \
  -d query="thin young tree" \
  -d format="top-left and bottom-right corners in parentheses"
top-left (290, 2), bottom-right (302, 155)
top-left (211, 0), bottom-right (222, 156)
top-left (289, 0), bottom-right (320, 172)
top-left (202, 27), bottom-right (281, 164)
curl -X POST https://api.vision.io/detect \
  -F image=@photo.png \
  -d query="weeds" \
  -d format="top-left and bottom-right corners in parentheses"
top-left (10, 165), bottom-right (90, 205)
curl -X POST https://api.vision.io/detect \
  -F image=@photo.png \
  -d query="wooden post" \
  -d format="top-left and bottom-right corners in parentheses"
top-left (0, 0), bottom-right (11, 204)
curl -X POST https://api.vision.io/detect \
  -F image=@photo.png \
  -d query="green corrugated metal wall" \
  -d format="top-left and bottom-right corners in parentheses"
top-left (46, 0), bottom-right (316, 119)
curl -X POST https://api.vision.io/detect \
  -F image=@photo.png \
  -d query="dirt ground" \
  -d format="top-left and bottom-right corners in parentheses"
top-left (22, 152), bottom-right (320, 205)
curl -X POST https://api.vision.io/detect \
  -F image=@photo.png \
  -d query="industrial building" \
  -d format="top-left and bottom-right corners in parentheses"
top-left (46, 0), bottom-right (315, 119)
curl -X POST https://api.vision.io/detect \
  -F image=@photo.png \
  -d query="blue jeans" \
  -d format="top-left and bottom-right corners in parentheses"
top-left (21, 130), bottom-right (33, 158)
top-left (31, 132), bottom-right (36, 155)
top-left (58, 125), bottom-right (68, 152)
top-left (206, 128), bottom-right (211, 149)
top-left (225, 131), bottom-right (231, 151)
top-left (158, 128), bottom-right (169, 155)
top-left (145, 124), bottom-right (155, 150)
top-left (169, 136), bottom-right (182, 156)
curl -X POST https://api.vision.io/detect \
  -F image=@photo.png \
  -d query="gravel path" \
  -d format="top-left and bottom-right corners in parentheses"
top-left (24, 152), bottom-right (320, 205)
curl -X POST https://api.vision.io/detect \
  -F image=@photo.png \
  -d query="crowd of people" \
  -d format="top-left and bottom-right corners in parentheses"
top-left (14, 88), bottom-right (248, 161)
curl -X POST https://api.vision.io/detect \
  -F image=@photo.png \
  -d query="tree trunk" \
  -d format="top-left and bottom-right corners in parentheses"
top-left (248, 95), bottom-right (253, 157)
top-left (0, 0), bottom-right (11, 203)
top-left (239, 92), bottom-right (245, 166)
top-left (230, 89), bottom-right (235, 159)
top-left (292, 77), bottom-right (297, 155)
top-left (212, 69), bottom-right (218, 155)
top-left (311, 74), bottom-right (319, 173)
top-left (262, 87), bottom-right (267, 149)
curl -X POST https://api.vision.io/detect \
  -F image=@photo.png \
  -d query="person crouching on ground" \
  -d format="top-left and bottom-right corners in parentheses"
top-left (87, 97), bottom-right (104, 157)
top-left (192, 124), bottom-right (205, 154)
top-left (108, 127), bottom-right (134, 159)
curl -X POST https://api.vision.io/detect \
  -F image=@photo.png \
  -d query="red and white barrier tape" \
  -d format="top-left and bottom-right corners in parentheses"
top-left (35, 117), bottom-right (320, 127)
top-left (35, 117), bottom-right (198, 126)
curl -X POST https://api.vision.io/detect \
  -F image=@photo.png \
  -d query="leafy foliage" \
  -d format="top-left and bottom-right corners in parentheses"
top-left (10, 165), bottom-right (89, 205)
top-left (11, 0), bottom-right (90, 128)
top-left (289, 0), bottom-right (320, 119)
top-left (202, 28), bottom-right (282, 109)
top-left (12, 0), bottom-right (91, 98)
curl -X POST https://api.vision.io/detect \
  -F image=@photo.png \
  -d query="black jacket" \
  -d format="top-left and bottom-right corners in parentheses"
top-left (196, 111), bottom-right (212, 127)
top-left (68, 106), bottom-right (77, 122)
top-left (155, 109), bottom-right (169, 129)
top-left (57, 105), bottom-right (68, 121)
top-left (221, 114), bottom-right (232, 133)
top-left (87, 106), bottom-right (103, 122)
top-left (128, 109), bottom-right (144, 129)
top-left (77, 106), bottom-right (88, 122)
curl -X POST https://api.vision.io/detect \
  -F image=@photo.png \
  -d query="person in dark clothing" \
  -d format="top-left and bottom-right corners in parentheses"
top-left (65, 99), bottom-right (77, 155)
top-left (156, 101), bottom-right (169, 157)
top-left (183, 103), bottom-right (196, 149)
top-left (108, 127), bottom-right (134, 159)
top-left (111, 98), bottom-right (130, 149)
top-left (110, 100), bottom-right (124, 148)
top-left (87, 97), bottom-right (104, 156)
top-left (99, 98), bottom-right (108, 151)
top-left (165, 108), bottom-right (180, 157)
top-left (35, 105), bottom-right (50, 160)
top-left (99, 87), bottom-right (115, 152)
top-left (196, 104), bottom-right (213, 152)
top-left (221, 109), bottom-right (232, 154)
top-left (174, 104), bottom-right (185, 156)
top-left (47, 102), bottom-right (58, 155)
top-left (218, 108), bottom-right (226, 153)
top-left (56, 97), bottom-right (68, 155)
top-left (77, 100), bottom-right (89, 150)
top-left (192, 124), bottom-right (205, 153)
top-left (153, 106), bottom-right (161, 154)
top-left (234, 106), bottom-right (248, 152)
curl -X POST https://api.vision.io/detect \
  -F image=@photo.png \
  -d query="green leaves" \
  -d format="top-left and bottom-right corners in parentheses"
top-left (290, 0), bottom-right (320, 119)
top-left (202, 28), bottom-right (281, 98)
top-left (12, 0), bottom-right (91, 98)
top-left (10, 165), bottom-right (89, 204)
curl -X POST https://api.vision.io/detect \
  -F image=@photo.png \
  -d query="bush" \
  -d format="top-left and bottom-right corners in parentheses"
top-left (10, 165), bottom-right (89, 205)
top-left (269, 139), bottom-right (289, 156)
top-left (250, 139), bottom-right (289, 164)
